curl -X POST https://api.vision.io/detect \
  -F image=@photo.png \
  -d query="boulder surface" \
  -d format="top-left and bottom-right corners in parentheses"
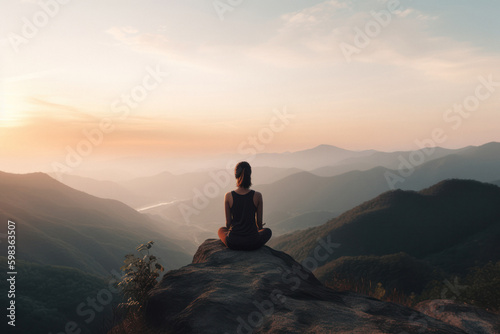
top-left (415, 299), bottom-right (500, 334)
top-left (145, 239), bottom-right (467, 333)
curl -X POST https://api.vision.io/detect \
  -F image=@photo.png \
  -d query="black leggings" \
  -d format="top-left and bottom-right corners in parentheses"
top-left (218, 227), bottom-right (272, 251)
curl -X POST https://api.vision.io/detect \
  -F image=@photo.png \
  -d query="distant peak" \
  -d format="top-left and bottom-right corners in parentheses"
top-left (313, 144), bottom-right (344, 150)
top-left (295, 144), bottom-right (350, 154)
top-left (479, 141), bottom-right (500, 149)
top-left (0, 171), bottom-right (56, 184)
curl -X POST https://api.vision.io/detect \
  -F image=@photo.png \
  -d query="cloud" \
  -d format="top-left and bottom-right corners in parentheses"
top-left (26, 96), bottom-right (86, 115)
top-left (246, 1), bottom-right (352, 67)
top-left (105, 26), bottom-right (189, 61)
top-left (280, 0), bottom-right (348, 25)
top-left (247, 0), bottom-right (499, 82)
top-left (3, 69), bottom-right (61, 83)
top-left (393, 8), bottom-right (413, 18)
top-left (104, 25), bottom-right (259, 75)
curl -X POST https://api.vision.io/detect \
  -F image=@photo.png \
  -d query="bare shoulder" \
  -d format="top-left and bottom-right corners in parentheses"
top-left (253, 191), bottom-right (263, 208)
top-left (225, 191), bottom-right (233, 207)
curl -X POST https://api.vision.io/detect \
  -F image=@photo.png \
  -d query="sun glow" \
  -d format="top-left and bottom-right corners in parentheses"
top-left (0, 94), bottom-right (25, 127)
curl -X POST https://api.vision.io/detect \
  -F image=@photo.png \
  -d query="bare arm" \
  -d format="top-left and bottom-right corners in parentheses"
top-left (255, 192), bottom-right (264, 229)
top-left (224, 192), bottom-right (232, 229)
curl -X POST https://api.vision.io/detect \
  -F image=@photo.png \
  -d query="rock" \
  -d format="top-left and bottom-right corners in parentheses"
top-left (415, 299), bottom-right (500, 334)
top-left (145, 239), bottom-right (466, 333)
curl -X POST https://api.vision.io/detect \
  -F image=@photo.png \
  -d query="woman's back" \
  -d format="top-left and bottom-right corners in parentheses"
top-left (229, 190), bottom-right (258, 236)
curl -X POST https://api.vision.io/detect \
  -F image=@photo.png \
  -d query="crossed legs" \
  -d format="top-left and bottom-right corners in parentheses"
top-left (218, 227), bottom-right (272, 250)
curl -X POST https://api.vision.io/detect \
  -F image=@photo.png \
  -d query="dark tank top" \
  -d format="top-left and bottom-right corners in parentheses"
top-left (229, 190), bottom-right (258, 236)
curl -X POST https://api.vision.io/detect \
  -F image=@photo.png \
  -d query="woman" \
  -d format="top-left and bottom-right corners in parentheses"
top-left (218, 161), bottom-right (272, 250)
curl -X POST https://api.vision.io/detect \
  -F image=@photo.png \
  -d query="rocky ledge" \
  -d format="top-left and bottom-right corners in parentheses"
top-left (415, 299), bottom-right (500, 333)
top-left (145, 239), bottom-right (470, 334)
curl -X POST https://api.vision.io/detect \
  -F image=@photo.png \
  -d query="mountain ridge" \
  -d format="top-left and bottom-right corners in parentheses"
top-left (270, 179), bottom-right (500, 277)
top-left (0, 170), bottom-right (191, 276)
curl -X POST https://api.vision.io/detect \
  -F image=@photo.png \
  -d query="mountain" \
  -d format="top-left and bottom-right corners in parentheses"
top-left (158, 167), bottom-right (393, 228)
top-left (50, 142), bottom-right (500, 247)
top-left (121, 166), bottom-right (302, 209)
top-left (272, 210), bottom-right (338, 235)
top-left (127, 239), bottom-right (467, 334)
top-left (311, 147), bottom-right (458, 177)
top-left (151, 143), bottom-right (500, 242)
top-left (249, 166), bottom-right (304, 185)
top-left (260, 168), bottom-right (393, 219)
top-left (0, 257), bottom-right (112, 334)
top-left (399, 142), bottom-right (500, 190)
top-left (0, 171), bottom-right (191, 276)
top-left (270, 179), bottom-right (500, 281)
top-left (251, 144), bottom-right (376, 170)
top-left (49, 173), bottom-right (149, 208)
top-left (266, 142), bottom-right (500, 228)
top-left (51, 167), bottom-right (302, 211)
top-left (312, 142), bottom-right (500, 187)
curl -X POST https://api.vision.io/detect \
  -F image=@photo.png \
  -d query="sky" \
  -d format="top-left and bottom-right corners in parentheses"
top-left (1, 0), bottom-right (499, 175)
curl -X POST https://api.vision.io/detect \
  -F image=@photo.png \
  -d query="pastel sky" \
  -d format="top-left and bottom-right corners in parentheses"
top-left (1, 0), bottom-right (499, 173)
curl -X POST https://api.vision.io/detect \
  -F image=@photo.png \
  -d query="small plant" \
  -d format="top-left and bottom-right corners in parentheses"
top-left (373, 282), bottom-right (386, 300)
top-left (118, 241), bottom-right (164, 314)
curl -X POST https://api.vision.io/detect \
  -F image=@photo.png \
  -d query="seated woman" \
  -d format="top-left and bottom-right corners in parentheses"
top-left (218, 161), bottom-right (272, 251)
